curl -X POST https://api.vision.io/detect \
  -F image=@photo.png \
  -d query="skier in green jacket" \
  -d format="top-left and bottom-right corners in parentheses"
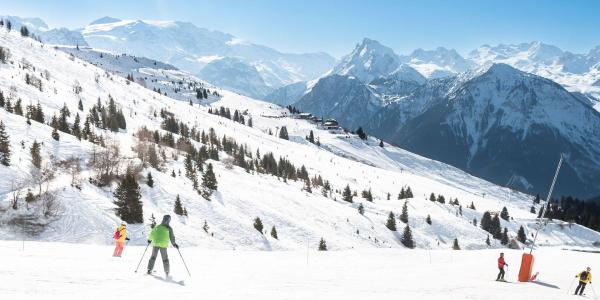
top-left (147, 215), bottom-right (179, 276)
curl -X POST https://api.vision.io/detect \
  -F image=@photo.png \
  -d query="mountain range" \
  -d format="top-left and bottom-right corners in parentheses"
top-left (275, 38), bottom-right (600, 198)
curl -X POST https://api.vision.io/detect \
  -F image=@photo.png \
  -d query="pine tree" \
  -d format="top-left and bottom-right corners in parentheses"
top-left (58, 103), bottom-right (71, 133)
top-left (379, 139), bottom-right (384, 147)
top-left (342, 184), bottom-right (353, 203)
top-left (278, 126), bottom-right (289, 140)
top-left (0, 91), bottom-right (4, 107)
top-left (0, 121), bottom-right (11, 166)
top-left (253, 217), bottom-right (264, 234)
top-left (492, 215), bottom-right (502, 240)
top-left (306, 130), bottom-right (315, 143)
top-left (358, 203), bottom-right (364, 215)
top-left (173, 195), bottom-right (184, 215)
top-left (51, 127), bottom-right (60, 141)
top-left (481, 211), bottom-right (492, 232)
top-left (469, 201), bottom-right (476, 210)
top-left (356, 127), bottom-right (367, 140)
top-left (426, 214), bottom-right (432, 225)
top-left (401, 225), bottom-right (415, 248)
top-left (271, 226), bottom-right (278, 239)
top-left (500, 207), bottom-right (510, 221)
top-left (534, 194), bottom-right (541, 204)
top-left (385, 211), bottom-right (397, 231)
top-left (14, 98), bottom-right (23, 115)
top-left (400, 201), bottom-right (409, 223)
top-left (146, 172), bottom-right (154, 187)
top-left (530, 206), bottom-right (536, 214)
top-left (25, 189), bottom-right (35, 203)
top-left (436, 194), bottom-right (445, 204)
top-left (201, 163), bottom-right (218, 200)
top-left (72, 113), bottom-right (81, 140)
top-left (453, 238), bottom-right (461, 250)
top-left (517, 225), bottom-right (526, 243)
top-left (361, 189), bottom-right (373, 202)
top-left (318, 238), bottom-right (327, 251)
top-left (473, 218), bottom-right (477, 226)
top-left (501, 227), bottom-right (509, 245)
top-left (429, 193), bottom-right (436, 202)
top-left (30, 140), bottom-right (41, 168)
top-left (78, 99), bottom-right (83, 111)
top-left (486, 235), bottom-right (491, 246)
top-left (113, 168), bottom-right (144, 223)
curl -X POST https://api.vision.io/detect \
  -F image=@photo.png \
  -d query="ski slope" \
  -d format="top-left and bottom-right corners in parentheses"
top-left (1, 29), bottom-right (599, 252)
top-left (1, 241), bottom-right (598, 300)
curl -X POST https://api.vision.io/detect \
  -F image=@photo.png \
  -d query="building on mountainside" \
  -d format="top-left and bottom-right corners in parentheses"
top-left (297, 112), bottom-right (312, 119)
top-left (321, 119), bottom-right (339, 130)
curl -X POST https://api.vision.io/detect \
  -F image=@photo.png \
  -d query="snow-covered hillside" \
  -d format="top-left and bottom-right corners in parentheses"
top-left (79, 17), bottom-right (336, 98)
top-left (0, 15), bottom-right (87, 46)
top-left (1, 29), bottom-right (599, 252)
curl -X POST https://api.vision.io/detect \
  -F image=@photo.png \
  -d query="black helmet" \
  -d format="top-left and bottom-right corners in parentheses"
top-left (162, 214), bottom-right (171, 224)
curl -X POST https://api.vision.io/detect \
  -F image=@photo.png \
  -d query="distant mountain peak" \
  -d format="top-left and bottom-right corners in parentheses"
top-left (89, 16), bottom-right (122, 25)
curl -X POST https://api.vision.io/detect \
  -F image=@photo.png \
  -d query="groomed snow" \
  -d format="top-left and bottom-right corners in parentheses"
top-left (1, 241), bottom-right (598, 299)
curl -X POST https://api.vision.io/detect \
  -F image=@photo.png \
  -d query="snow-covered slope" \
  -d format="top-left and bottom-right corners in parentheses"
top-left (3, 241), bottom-right (599, 299)
top-left (0, 15), bottom-right (87, 46)
top-left (79, 17), bottom-right (335, 97)
top-left (1, 30), bottom-right (598, 252)
top-left (58, 46), bottom-right (221, 105)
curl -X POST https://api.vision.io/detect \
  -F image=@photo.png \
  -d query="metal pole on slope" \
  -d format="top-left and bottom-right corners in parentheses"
top-left (134, 243), bottom-right (150, 273)
top-left (529, 153), bottom-right (564, 255)
top-left (177, 247), bottom-right (192, 277)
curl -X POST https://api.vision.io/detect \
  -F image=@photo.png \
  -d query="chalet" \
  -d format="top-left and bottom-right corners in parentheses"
top-left (298, 112), bottom-right (312, 119)
top-left (323, 119), bottom-right (339, 130)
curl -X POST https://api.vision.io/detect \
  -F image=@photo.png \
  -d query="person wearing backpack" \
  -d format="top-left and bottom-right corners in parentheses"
top-left (496, 252), bottom-right (508, 281)
top-left (112, 222), bottom-right (130, 257)
top-left (147, 215), bottom-right (179, 276)
top-left (575, 267), bottom-right (592, 295)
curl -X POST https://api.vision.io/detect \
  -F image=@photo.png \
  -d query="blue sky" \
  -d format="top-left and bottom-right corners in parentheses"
top-left (2, 0), bottom-right (599, 57)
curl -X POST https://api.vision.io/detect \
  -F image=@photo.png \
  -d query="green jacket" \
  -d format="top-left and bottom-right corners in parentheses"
top-left (149, 224), bottom-right (176, 248)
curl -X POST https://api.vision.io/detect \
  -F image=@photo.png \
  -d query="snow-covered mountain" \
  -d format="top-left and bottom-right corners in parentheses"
top-left (400, 47), bottom-right (476, 79)
top-left (468, 42), bottom-right (600, 102)
top-left (330, 38), bottom-right (402, 83)
top-left (295, 75), bottom-right (382, 130)
top-left (368, 63), bottom-right (600, 198)
top-left (0, 15), bottom-right (87, 46)
top-left (269, 39), bottom-right (600, 197)
top-left (79, 17), bottom-right (335, 98)
top-left (3, 29), bottom-right (596, 252)
top-left (268, 38), bottom-right (426, 109)
top-left (198, 57), bottom-right (273, 99)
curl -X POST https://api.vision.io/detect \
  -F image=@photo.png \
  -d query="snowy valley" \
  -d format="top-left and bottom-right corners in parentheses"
top-left (1, 12), bottom-right (600, 300)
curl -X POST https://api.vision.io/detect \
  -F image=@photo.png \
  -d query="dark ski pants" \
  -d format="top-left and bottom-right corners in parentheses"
top-left (575, 281), bottom-right (587, 295)
top-left (147, 247), bottom-right (169, 274)
top-left (497, 267), bottom-right (505, 280)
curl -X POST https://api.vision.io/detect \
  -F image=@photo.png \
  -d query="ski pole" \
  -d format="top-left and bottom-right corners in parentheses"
top-left (134, 243), bottom-right (150, 273)
top-left (177, 247), bottom-right (192, 277)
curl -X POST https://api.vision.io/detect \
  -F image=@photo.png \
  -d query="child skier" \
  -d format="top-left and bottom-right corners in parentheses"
top-left (112, 222), bottom-right (129, 257)
top-left (574, 267), bottom-right (592, 295)
top-left (496, 252), bottom-right (508, 281)
top-left (147, 215), bottom-right (179, 277)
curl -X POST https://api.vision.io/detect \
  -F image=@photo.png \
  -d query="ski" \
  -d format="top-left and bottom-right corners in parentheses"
top-left (149, 273), bottom-right (185, 286)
